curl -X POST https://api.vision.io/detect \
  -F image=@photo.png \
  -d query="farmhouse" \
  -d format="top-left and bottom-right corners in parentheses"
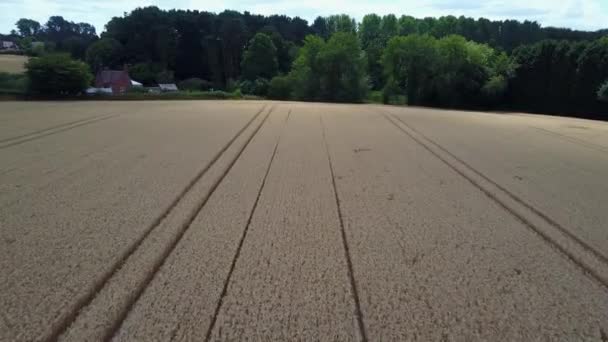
top-left (95, 70), bottom-right (132, 94)
top-left (1, 41), bottom-right (18, 50)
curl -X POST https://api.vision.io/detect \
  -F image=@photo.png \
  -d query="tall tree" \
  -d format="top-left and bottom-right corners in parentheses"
top-left (85, 38), bottom-right (124, 72)
top-left (104, 7), bottom-right (176, 68)
top-left (326, 15), bottom-right (357, 35)
top-left (359, 14), bottom-right (383, 89)
top-left (318, 32), bottom-right (369, 102)
top-left (289, 35), bottom-right (326, 100)
top-left (574, 37), bottom-right (608, 107)
top-left (312, 17), bottom-right (330, 39)
top-left (398, 15), bottom-right (418, 35)
top-left (380, 14), bottom-right (399, 40)
top-left (241, 33), bottom-right (278, 80)
top-left (289, 33), bottom-right (368, 102)
top-left (15, 19), bottom-right (41, 37)
top-left (217, 10), bottom-right (249, 84)
top-left (383, 34), bottom-right (438, 105)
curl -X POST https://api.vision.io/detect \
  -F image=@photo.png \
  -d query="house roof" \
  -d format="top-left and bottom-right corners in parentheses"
top-left (159, 83), bottom-right (179, 91)
top-left (96, 70), bottom-right (130, 85)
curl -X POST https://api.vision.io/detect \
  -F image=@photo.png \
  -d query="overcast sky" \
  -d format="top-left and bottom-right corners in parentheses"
top-left (2, 0), bottom-right (608, 34)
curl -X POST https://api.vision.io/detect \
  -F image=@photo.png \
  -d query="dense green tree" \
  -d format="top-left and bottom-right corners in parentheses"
top-left (383, 34), bottom-right (513, 107)
top-left (318, 32), bottom-right (369, 102)
top-left (14, 16), bottom-right (98, 58)
top-left (382, 34), bottom-right (438, 105)
top-left (360, 12), bottom-right (606, 52)
top-left (61, 36), bottom-right (89, 59)
top-left (258, 27), bottom-right (295, 73)
top-left (8, 8), bottom-right (608, 116)
top-left (326, 15), bottom-right (357, 35)
top-left (129, 62), bottom-right (164, 85)
top-left (15, 19), bottom-right (41, 37)
top-left (432, 36), bottom-right (492, 106)
top-left (26, 54), bottom-right (93, 95)
top-left (172, 10), bottom-right (213, 81)
top-left (380, 15), bottom-right (399, 40)
top-left (100, 8), bottom-right (310, 86)
top-left (574, 37), bottom-right (608, 106)
top-left (265, 15), bottom-right (309, 43)
top-left (398, 15), bottom-right (418, 35)
top-left (104, 7), bottom-right (176, 69)
top-left (289, 35), bottom-right (325, 100)
top-left (432, 16), bottom-right (460, 37)
top-left (43, 16), bottom-right (97, 52)
top-left (359, 14), bottom-right (383, 89)
top-left (241, 33), bottom-right (278, 81)
top-left (289, 33), bottom-right (368, 102)
top-left (508, 39), bottom-right (608, 114)
top-left (311, 17), bottom-right (330, 39)
top-left (359, 14), bottom-right (382, 45)
top-left (217, 11), bottom-right (249, 83)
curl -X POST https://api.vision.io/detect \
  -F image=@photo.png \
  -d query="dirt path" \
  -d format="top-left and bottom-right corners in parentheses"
top-left (0, 101), bottom-right (607, 341)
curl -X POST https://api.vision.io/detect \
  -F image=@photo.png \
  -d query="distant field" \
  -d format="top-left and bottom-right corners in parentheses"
top-left (0, 55), bottom-right (28, 73)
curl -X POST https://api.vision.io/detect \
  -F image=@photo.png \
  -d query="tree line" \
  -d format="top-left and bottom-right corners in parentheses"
top-left (4, 7), bottom-right (608, 117)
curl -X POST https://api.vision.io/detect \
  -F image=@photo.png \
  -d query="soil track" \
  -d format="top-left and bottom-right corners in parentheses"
top-left (1, 101), bottom-right (607, 341)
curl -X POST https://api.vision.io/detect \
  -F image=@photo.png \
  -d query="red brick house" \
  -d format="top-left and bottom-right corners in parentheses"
top-left (95, 70), bottom-right (131, 94)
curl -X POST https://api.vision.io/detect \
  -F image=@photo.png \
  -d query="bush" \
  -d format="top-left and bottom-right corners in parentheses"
top-left (268, 75), bottom-right (292, 100)
top-left (239, 80), bottom-right (254, 94)
top-left (126, 86), bottom-right (148, 94)
top-left (0, 72), bottom-right (28, 94)
top-left (177, 78), bottom-right (212, 91)
top-left (381, 77), bottom-right (401, 104)
top-left (25, 43), bottom-right (46, 57)
top-left (226, 78), bottom-right (239, 92)
top-left (482, 75), bottom-right (508, 103)
top-left (598, 80), bottom-right (608, 102)
top-left (367, 90), bottom-right (383, 104)
top-left (26, 54), bottom-right (92, 95)
top-left (240, 78), bottom-right (269, 96)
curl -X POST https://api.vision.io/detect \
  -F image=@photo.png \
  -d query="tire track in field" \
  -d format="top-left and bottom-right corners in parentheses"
top-left (320, 114), bottom-right (369, 342)
top-left (0, 114), bottom-right (113, 143)
top-left (381, 111), bottom-right (608, 289)
top-left (0, 114), bottom-right (120, 149)
top-left (391, 113), bottom-right (608, 265)
top-left (203, 109), bottom-right (291, 342)
top-left (104, 106), bottom-right (275, 342)
top-left (44, 105), bottom-right (268, 342)
top-left (530, 126), bottom-right (608, 155)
